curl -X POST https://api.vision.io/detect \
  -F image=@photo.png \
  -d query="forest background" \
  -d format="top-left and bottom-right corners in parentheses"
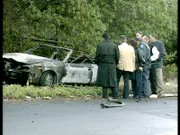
top-left (3, 0), bottom-right (177, 82)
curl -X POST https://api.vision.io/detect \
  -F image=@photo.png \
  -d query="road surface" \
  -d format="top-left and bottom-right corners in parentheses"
top-left (3, 97), bottom-right (177, 135)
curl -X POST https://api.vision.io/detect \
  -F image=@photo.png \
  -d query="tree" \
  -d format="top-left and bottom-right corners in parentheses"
top-left (3, 0), bottom-right (106, 55)
top-left (3, 0), bottom-right (177, 61)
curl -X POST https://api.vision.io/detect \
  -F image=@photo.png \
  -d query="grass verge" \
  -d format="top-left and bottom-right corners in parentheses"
top-left (3, 79), bottom-right (177, 101)
top-left (3, 84), bottom-right (102, 100)
top-left (3, 66), bottom-right (178, 101)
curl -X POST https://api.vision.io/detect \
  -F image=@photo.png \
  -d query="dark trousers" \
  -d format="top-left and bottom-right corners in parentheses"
top-left (102, 87), bottom-right (118, 99)
top-left (132, 70), bottom-right (143, 97)
top-left (142, 65), bottom-right (150, 97)
top-left (116, 68), bottom-right (130, 99)
top-left (149, 64), bottom-right (157, 94)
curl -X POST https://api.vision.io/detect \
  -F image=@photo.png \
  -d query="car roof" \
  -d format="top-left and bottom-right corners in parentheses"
top-left (39, 44), bottom-right (73, 51)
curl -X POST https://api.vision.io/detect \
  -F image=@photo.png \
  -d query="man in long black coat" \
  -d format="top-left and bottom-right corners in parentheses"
top-left (95, 33), bottom-right (120, 99)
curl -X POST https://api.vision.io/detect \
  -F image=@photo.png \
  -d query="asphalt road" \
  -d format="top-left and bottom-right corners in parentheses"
top-left (3, 97), bottom-right (177, 135)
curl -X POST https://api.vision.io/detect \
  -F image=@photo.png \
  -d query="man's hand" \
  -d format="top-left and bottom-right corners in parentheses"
top-left (139, 67), bottom-right (143, 71)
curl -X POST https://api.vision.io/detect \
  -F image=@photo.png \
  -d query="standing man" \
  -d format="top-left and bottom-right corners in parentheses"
top-left (116, 35), bottom-right (135, 99)
top-left (128, 39), bottom-right (145, 99)
top-left (149, 33), bottom-right (166, 97)
top-left (142, 36), bottom-right (159, 97)
top-left (135, 31), bottom-right (151, 98)
top-left (95, 33), bottom-right (120, 99)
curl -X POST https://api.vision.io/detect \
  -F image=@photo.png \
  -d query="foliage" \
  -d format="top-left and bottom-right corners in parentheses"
top-left (164, 51), bottom-right (177, 65)
top-left (106, 0), bottom-right (178, 50)
top-left (163, 63), bottom-right (178, 82)
top-left (3, 0), bottom-right (106, 55)
top-left (3, 0), bottom-right (177, 59)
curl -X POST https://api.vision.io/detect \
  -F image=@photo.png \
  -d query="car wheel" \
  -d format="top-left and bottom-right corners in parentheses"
top-left (39, 71), bottom-right (54, 86)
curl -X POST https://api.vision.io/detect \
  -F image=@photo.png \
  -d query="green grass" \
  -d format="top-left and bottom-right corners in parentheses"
top-left (3, 79), bottom-right (177, 100)
top-left (3, 84), bottom-right (102, 100)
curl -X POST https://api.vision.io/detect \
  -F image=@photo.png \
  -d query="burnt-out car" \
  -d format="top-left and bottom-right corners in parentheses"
top-left (3, 44), bottom-right (98, 86)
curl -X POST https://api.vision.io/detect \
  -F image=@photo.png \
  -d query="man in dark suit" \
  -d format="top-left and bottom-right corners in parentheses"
top-left (136, 31), bottom-right (151, 98)
top-left (95, 33), bottom-right (119, 99)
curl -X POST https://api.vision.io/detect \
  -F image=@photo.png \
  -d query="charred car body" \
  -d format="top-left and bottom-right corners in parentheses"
top-left (3, 44), bottom-right (98, 86)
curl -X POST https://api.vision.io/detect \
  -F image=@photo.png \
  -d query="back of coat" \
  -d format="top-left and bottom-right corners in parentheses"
top-left (95, 39), bottom-right (119, 87)
top-left (117, 43), bottom-right (135, 72)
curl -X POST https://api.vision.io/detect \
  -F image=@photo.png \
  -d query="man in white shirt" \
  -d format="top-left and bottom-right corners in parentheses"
top-left (142, 36), bottom-right (159, 98)
top-left (149, 34), bottom-right (166, 98)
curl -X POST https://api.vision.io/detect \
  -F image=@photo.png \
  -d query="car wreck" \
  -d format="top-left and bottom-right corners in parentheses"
top-left (3, 44), bottom-right (98, 86)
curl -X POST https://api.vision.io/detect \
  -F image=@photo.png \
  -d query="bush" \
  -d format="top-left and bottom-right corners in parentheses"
top-left (163, 63), bottom-right (178, 82)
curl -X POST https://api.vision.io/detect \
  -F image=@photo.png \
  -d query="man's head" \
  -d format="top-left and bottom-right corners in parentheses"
top-left (149, 33), bottom-right (157, 43)
top-left (127, 39), bottom-right (138, 49)
top-left (102, 33), bottom-right (110, 40)
top-left (142, 36), bottom-right (150, 44)
top-left (136, 31), bottom-right (143, 40)
top-left (120, 35), bottom-right (127, 43)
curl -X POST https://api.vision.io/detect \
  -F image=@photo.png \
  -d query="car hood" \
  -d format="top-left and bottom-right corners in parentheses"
top-left (3, 53), bottom-right (51, 64)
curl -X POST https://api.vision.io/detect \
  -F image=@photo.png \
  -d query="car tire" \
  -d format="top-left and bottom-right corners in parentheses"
top-left (39, 71), bottom-right (54, 86)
